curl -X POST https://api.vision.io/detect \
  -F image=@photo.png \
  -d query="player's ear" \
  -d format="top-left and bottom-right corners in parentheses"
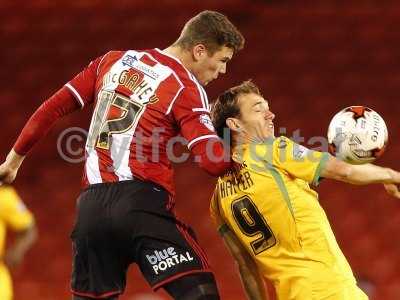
top-left (226, 118), bottom-right (241, 133)
top-left (192, 44), bottom-right (208, 62)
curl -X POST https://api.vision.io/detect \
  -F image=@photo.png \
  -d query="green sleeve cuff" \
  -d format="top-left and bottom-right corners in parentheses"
top-left (217, 223), bottom-right (231, 236)
top-left (312, 152), bottom-right (330, 186)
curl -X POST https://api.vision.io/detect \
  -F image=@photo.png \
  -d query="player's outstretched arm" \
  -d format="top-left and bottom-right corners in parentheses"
top-left (321, 155), bottom-right (400, 198)
top-left (0, 86), bottom-right (82, 185)
top-left (220, 226), bottom-right (268, 300)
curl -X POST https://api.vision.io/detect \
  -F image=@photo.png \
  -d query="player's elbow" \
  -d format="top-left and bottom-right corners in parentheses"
top-left (321, 156), bottom-right (352, 182)
top-left (29, 224), bottom-right (39, 243)
top-left (335, 163), bottom-right (353, 182)
top-left (191, 139), bottom-right (231, 176)
top-left (23, 224), bottom-right (38, 245)
top-left (200, 159), bottom-right (231, 176)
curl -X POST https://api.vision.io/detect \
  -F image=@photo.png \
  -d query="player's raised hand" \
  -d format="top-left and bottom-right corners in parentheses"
top-left (0, 163), bottom-right (18, 184)
top-left (0, 149), bottom-right (25, 185)
top-left (383, 183), bottom-right (400, 199)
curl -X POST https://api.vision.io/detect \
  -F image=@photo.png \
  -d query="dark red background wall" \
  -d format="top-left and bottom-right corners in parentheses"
top-left (1, 1), bottom-right (399, 299)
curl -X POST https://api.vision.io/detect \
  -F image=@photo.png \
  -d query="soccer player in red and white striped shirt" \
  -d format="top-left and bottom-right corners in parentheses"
top-left (0, 10), bottom-right (244, 300)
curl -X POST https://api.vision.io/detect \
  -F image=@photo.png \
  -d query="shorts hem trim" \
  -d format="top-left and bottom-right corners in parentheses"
top-left (152, 269), bottom-right (213, 291)
top-left (71, 289), bottom-right (122, 299)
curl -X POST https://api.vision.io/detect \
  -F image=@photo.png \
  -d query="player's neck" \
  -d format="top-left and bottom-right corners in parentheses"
top-left (232, 135), bottom-right (251, 147)
top-left (163, 46), bottom-right (195, 73)
top-left (233, 133), bottom-right (272, 146)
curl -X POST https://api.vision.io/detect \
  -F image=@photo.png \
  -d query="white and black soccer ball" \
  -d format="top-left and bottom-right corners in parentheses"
top-left (327, 106), bottom-right (388, 164)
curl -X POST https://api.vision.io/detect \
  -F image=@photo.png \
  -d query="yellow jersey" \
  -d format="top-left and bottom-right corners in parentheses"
top-left (210, 137), bottom-right (367, 300)
top-left (0, 186), bottom-right (34, 300)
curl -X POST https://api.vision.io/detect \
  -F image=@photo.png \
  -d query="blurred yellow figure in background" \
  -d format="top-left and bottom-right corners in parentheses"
top-left (0, 185), bottom-right (37, 300)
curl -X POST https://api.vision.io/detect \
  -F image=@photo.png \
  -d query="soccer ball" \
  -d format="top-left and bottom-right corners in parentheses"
top-left (327, 106), bottom-right (388, 164)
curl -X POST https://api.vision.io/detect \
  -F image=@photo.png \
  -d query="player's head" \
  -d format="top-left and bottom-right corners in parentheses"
top-left (211, 80), bottom-right (275, 143)
top-left (174, 10), bottom-right (244, 86)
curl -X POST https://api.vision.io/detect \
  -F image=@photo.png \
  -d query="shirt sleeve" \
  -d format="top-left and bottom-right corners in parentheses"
top-left (13, 86), bottom-right (80, 155)
top-left (172, 86), bottom-right (219, 150)
top-left (190, 135), bottom-right (232, 176)
top-left (210, 186), bottom-right (225, 231)
top-left (269, 137), bottom-right (330, 185)
top-left (209, 186), bottom-right (230, 235)
top-left (65, 55), bottom-right (104, 108)
top-left (0, 187), bottom-right (34, 231)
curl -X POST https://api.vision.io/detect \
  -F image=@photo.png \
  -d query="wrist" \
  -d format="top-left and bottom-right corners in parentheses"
top-left (386, 168), bottom-right (399, 184)
top-left (392, 169), bottom-right (400, 184)
top-left (6, 149), bottom-right (25, 170)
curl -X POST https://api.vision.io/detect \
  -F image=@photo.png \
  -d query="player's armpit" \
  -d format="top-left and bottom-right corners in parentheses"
top-left (220, 227), bottom-right (268, 300)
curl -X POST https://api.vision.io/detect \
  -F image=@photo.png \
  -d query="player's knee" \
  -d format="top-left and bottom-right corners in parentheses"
top-left (163, 273), bottom-right (220, 300)
top-left (73, 296), bottom-right (118, 300)
top-left (182, 283), bottom-right (220, 300)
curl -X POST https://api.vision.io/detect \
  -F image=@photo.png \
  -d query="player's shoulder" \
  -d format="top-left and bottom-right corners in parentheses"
top-left (172, 81), bottom-right (208, 111)
top-left (88, 50), bottom-right (127, 72)
top-left (273, 136), bottom-right (321, 163)
top-left (242, 137), bottom-right (292, 163)
top-left (139, 49), bottom-right (204, 88)
top-left (104, 50), bottom-right (126, 56)
top-left (99, 50), bottom-right (126, 62)
top-left (250, 137), bottom-right (285, 153)
top-left (266, 136), bottom-right (299, 154)
top-left (273, 136), bottom-right (293, 148)
top-left (0, 186), bottom-right (21, 206)
top-left (145, 50), bottom-right (203, 89)
top-left (0, 186), bottom-right (19, 197)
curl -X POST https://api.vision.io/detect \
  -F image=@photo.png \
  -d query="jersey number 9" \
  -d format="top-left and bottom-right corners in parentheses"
top-left (232, 195), bottom-right (276, 255)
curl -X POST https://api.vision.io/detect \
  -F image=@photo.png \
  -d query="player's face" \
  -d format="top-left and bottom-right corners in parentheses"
top-left (236, 93), bottom-right (275, 141)
top-left (193, 46), bottom-right (234, 86)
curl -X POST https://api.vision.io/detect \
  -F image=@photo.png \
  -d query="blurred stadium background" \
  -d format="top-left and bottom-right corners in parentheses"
top-left (1, 0), bottom-right (400, 299)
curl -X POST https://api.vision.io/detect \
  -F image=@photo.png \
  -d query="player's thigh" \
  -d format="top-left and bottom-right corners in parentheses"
top-left (70, 186), bottom-right (129, 299)
top-left (133, 213), bottom-right (213, 292)
top-left (163, 272), bottom-right (219, 300)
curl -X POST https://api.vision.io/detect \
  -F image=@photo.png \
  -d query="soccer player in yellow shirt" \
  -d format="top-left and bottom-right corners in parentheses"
top-left (0, 185), bottom-right (37, 300)
top-left (209, 81), bottom-right (400, 300)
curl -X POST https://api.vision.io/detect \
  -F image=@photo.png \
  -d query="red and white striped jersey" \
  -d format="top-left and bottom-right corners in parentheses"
top-left (65, 49), bottom-right (219, 195)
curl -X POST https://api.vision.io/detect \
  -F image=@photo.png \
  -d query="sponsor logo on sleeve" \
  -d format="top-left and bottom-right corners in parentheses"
top-left (277, 138), bottom-right (287, 149)
top-left (293, 144), bottom-right (309, 160)
top-left (199, 114), bottom-right (215, 132)
top-left (122, 55), bottom-right (138, 67)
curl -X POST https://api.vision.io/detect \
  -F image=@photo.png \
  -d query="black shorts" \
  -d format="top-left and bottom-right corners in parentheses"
top-left (70, 180), bottom-right (212, 299)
